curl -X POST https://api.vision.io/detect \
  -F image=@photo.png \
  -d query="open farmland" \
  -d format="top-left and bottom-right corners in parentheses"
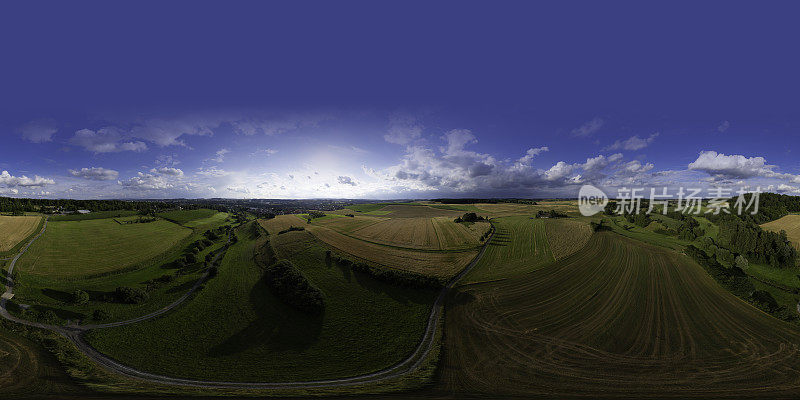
top-left (342, 217), bottom-right (489, 250)
top-left (15, 218), bottom-right (191, 278)
top-left (0, 325), bottom-right (87, 397)
top-left (439, 232), bottom-right (800, 398)
top-left (0, 215), bottom-right (41, 253)
top-left (379, 204), bottom-right (463, 218)
top-left (762, 214), bottom-right (800, 249)
top-left (156, 208), bottom-right (219, 226)
top-left (306, 224), bottom-right (478, 278)
top-left (545, 218), bottom-right (593, 260)
top-left (463, 216), bottom-right (553, 283)
top-left (258, 214), bottom-right (306, 234)
top-left (86, 222), bottom-right (435, 382)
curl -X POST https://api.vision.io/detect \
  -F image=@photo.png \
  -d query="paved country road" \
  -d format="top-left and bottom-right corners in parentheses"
top-left (0, 218), bottom-right (495, 390)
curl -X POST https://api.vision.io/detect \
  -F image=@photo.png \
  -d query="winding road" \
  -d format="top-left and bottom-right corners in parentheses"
top-left (0, 218), bottom-right (495, 390)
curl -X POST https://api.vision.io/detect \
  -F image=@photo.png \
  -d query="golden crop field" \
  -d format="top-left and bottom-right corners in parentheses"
top-left (350, 217), bottom-right (438, 249)
top-left (0, 215), bottom-right (42, 252)
top-left (305, 224), bottom-right (478, 278)
top-left (761, 214), bottom-right (800, 249)
top-left (379, 204), bottom-right (463, 218)
top-left (431, 217), bottom-right (490, 249)
top-left (308, 214), bottom-right (384, 233)
top-left (544, 218), bottom-right (593, 260)
top-left (257, 214), bottom-right (306, 234)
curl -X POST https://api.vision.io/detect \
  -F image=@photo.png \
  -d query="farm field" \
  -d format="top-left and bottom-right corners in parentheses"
top-left (0, 215), bottom-right (41, 253)
top-left (342, 217), bottom-right (488, 251)
top-left (156, 208), bottom-right (219, 226)
top-left (86, 222), bottom-right (435, 382)
top-left (463, 216), bottom-right (553, 283)
top-left (439, 232), bottom-right (800, 397)
top-left (762, 214), bottom-right (800, 249)
top-left (306, 224), bottom-right (478, 278)
top-left (182, 211), bottom-right (230, 229)
top-left (48, 210), bottom-right (139, 221)
top-left (14, 218), bottom-right (191, 278)
top-left (544, 218), bottom-right (593, 260)
top-left (0, 325), bottom-right (88, 397)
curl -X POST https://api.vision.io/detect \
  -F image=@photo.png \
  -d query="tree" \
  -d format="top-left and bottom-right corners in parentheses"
top-left (735, 254), bottom-right (749, 270)
top-left (71, 289), bottom-right (89, 305)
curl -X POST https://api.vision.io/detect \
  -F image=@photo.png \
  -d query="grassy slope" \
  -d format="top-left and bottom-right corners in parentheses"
top-left (85, 222), bottom-right (435, 382)
top-left (48, 210), bottom-right (140, 221)
top-left (15, 219), bottom-right (191, 278)
top-left (463, 216), bottom-right (553, 283)
top-left (9, 216), bottom-right (231, 324)
top-left (440, 232), bottom-right (800, 397)
top-left (156, 209), bottom-right (218, 225)
top-left (0, 323), bottom-right (89, 397)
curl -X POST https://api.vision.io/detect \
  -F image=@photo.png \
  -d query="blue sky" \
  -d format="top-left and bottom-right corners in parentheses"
top-left (2, 1), bottom-right (800, 199)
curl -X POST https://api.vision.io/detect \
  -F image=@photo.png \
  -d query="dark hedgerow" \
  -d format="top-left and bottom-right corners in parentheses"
top-left (332, 255), bottom-right (443, 289)
top-left (263, 259), bottom-right (325, 314)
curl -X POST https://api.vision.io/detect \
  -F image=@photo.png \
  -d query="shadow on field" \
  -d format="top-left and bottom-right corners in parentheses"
top-left (165, 279), bottom-right (197, 294)
top-left (41, 288), bottom-right (73, 302)
top-left (30, 304), bottom-right (85, 321)
top-left (207, 274), bottom-right (323, 357)
top-left (488, 230), bottom-right (511, 246)
top-left (350, 269), bottom-right (433, 306)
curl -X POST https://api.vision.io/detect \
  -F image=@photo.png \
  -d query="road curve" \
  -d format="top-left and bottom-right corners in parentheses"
top-left (0, 218), bottom-right (496, 390)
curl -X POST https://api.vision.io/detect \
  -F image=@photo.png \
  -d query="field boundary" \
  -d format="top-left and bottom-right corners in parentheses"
top-left (0, 218), bottom-right (496, 390)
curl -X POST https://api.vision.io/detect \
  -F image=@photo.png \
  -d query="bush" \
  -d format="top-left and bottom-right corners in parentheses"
top-left (71, 289), bottom-right (89, 305)
top-left (208, 265), bottom-right (219, 278)
top-left (114, 286), bottom-right (148, 304)
top-left (331, 255), bottom-right (443, 289)
top-left (263, 260), bottom-right (325, 314)
top-left (184, 253), bottom-right (197, 264)
top-left (92, 309), bottom-right (110, 321)
top-left (278, 226), bottom-right (305, 234)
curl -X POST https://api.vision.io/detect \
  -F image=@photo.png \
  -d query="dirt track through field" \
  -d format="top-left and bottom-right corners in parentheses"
top-left (439, 232), bottom-right (800, 398)
top-left (0, 218), bottom-right (496, 391)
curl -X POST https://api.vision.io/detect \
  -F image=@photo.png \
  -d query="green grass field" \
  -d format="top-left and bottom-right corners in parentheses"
top-left (463, 216), bottom-right (553, 283)
top-left (85, 222), bottom-right (436, 381)
top-left (48, 210), bottom-right (140, 221)
top-left (9, 214), bottom-right (231, 324)
top-left (15, 219), bottom-right (191, 278)
top-left (182, 211), bottom-right (230, 229)
top-left (156, 209), bottom-right (219, 225)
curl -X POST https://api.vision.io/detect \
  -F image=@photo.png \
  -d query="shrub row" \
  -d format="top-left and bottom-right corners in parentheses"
top-left (263, 259), bottom-right (325, 314)
top-left (330, 253), bottom-right (443, 289)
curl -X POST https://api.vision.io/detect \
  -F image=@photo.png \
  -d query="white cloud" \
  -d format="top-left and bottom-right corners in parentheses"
top-left (517, 146), bottom-right (549, 164)
top-left (621, 160), bottom-right (654, 174)
top-left (688, 151), bottom-right (776, 179)
top-left (544, 161), bottom-right (575, 181)
top-left (68, 167), bottom-right (119, 181)
top-left (118, 172), bottom-right (176, 190)
top-left (20, 119), bottom-right (57, 143)
top-left (337, 176), bottom-right (357, 186)
top-left (571, 118), bottom-right (604, 137)
top-left (150, 167), bottom-right (184, 176)
top-left (605, 133), bottom-right (659, 151)
top-left (384, 114), bottom-right (423, 145)
top-left (70, 128), bottom-right (148, 153)
top-left (251, 148), bottom-right (278, 156)
top-left (717, 120), bottom-right (730, 133)
top-left (777, 184), bottom-right (800, 194)
top-left (209, 148), bottom-right (230, 163)
top-left (0, 170), bottom-right (55, 187)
